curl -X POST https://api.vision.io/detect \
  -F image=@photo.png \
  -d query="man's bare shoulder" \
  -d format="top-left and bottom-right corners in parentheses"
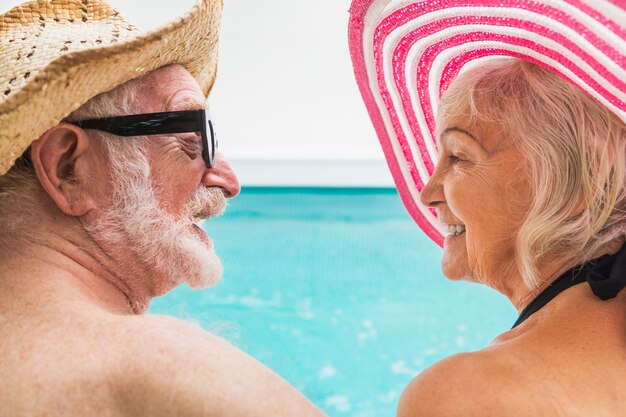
top-left (112, 313), bottom-right (230, 353)
top-left (111, 314), bottom-right (325, 417)
top-left (397, 349), bottom-right (534, 417)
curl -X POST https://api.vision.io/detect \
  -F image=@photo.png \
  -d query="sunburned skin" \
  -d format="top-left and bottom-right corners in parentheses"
top-left (0, 65), bottom-right (325, 417)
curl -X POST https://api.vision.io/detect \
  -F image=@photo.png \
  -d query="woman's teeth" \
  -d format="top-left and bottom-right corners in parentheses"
top-left (443, 224), bottom-right (466, 236)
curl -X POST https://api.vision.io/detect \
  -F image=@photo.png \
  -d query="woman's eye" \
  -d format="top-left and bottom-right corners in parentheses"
top-left (448, 154), bottom-right (463, 163)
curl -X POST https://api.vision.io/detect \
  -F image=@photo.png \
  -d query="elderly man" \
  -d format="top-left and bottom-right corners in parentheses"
top-left (0, 1), bottom-right (324, 416)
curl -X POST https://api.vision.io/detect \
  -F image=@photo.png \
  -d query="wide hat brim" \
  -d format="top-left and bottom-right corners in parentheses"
top-left (349, 0), bottom-right (626, 247)
top-left (0, 0), bottom-right (222, 176)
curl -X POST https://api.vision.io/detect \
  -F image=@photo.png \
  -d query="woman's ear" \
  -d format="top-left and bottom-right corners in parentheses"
top-left (30, 123), bottom-right (95, 217)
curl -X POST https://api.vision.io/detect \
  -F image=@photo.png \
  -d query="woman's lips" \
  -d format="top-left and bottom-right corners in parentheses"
top-left (444, 229), bottom-right (466, 246)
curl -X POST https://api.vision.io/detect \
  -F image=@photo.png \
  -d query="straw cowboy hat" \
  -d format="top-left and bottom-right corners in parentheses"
top-left (348, 0), bottom-right (626, 246)
top-left (0, 0), bottom-right (222, 176)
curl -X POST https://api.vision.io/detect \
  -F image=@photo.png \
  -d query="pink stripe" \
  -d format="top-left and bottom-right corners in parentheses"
top-left (438, 47), bottom-right (626, 134)
top-left (390, 14), bottom-right (626, 165)
top-left (349, 0), bottom-right (444, 246)
top-left (376, 0), bottom-right (624, 70)
top-left (442, 47), bottom-right (615, 102)
top-left (375, 61), bottom-right (425, 191)
top-left (374, 25), bottom-right (433, 200)
top-left (374, 0), bottom-right (626, 194)
top-left (415, 33), bottom-right (626, 138)
top-left (432, 32), bottom-right (626, 104)
top-left (563, 0), bottom-right (626, 39)
top-left (607, 0), bottom-right (626, 8)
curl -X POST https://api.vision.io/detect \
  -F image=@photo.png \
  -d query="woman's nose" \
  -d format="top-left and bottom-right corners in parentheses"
top-left (419, 168), bottom-right (444, 208)
top-left (202, 152), bottom-right (240, 198)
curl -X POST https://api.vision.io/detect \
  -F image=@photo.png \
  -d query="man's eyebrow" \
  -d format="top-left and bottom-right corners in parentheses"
top-left (171, 102), bottom-right (207, 111)
top-left (166, 98), bottom-right (208, 112)
top-left (439, 127), bottom-right (481, 144)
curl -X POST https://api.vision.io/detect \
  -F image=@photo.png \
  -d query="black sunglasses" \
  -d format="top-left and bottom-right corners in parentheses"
top-left (71, 108), bottom-right (217, 168)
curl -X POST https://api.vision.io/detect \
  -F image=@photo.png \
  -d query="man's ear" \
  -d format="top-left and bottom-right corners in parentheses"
top-left (30, 123), bottom-right (95, 216)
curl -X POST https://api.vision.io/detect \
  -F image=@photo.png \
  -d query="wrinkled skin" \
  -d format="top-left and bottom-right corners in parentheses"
top-left (420, 115), bottom-right (532, 298)
top-left (398, 114), bottom-right (626, 417)
top-left (0, 65), bottom-right (325, 417)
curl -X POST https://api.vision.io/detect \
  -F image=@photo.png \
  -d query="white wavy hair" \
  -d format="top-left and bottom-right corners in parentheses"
top-left (438, 58), bottom-right (626, 289)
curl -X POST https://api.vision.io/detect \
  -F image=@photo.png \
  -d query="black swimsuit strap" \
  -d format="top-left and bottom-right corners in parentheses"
top-left (512, 244), bottom-right (626, 329)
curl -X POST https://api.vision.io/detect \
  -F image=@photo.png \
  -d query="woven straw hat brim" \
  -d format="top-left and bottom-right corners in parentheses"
top-left (0, 0), bottom-right (222, 176)
top-left (349, 0), bottom-right (626, 247)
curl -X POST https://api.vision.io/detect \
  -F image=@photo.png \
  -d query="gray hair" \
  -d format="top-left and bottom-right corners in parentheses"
top-left (0, 75), bottom-right (149, 242)
top-left (438, 58), bottom-right (626, 289)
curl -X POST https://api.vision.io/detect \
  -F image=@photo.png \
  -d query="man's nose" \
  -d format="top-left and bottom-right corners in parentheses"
top-left (202, 152), bottom-right (240, 198)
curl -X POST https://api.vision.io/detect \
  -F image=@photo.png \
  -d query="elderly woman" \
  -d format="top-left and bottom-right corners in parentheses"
top-left (406, 57), bottom-right (626, 415)
top-left (350, 0), bottom-right (626, 415)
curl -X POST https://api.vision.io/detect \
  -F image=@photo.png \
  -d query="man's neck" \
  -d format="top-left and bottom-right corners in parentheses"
top-left (0, 220), bottom-right (153, 315)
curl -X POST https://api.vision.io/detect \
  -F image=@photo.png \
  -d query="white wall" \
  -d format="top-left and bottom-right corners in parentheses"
top-left (0, 0), bottom-right (394, 186)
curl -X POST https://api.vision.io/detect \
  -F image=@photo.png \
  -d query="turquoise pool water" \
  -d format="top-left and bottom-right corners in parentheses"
top-left (149, 187), bottom-right (517, 417)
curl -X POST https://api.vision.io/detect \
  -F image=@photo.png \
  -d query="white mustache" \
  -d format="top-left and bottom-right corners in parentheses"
top-left (183, 187), bottom-right (227, 222)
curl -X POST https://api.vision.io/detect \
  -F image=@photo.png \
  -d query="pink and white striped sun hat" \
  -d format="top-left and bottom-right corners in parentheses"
top-left (348, 0), bottom-right (626, 247)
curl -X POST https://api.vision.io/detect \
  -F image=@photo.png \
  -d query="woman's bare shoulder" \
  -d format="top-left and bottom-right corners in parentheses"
top-left (397, 349), bottom-right (532, 417)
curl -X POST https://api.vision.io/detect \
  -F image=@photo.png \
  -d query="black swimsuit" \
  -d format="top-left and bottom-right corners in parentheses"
top-left (512, 244), bottom-right (626, 329)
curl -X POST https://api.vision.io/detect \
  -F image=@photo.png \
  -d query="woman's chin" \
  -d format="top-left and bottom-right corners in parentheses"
top-left (440, 265), bottom-right (466, 281)
top-left (440, 251), bottom-right (468, 280)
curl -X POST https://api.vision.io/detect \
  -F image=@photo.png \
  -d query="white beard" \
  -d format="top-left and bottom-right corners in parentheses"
top-left (86, 145), bottom-right (226, 293)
